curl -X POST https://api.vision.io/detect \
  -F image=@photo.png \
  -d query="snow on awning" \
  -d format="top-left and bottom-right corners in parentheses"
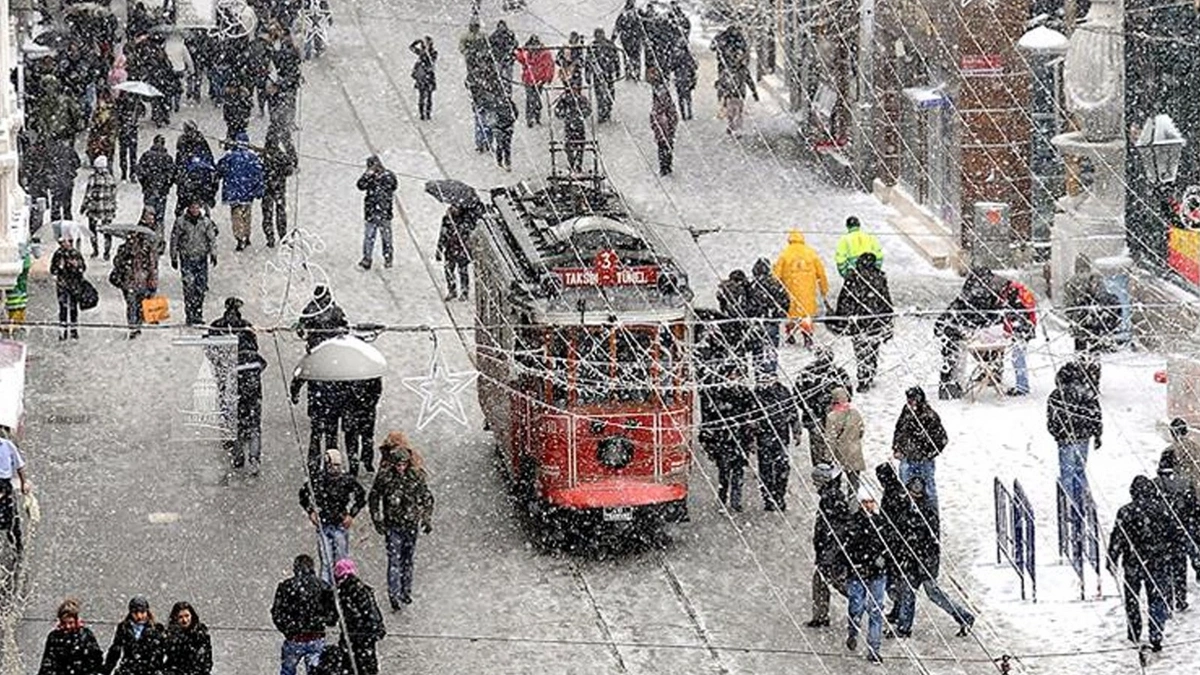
top-left (902, 87), bottom-right (951, 110)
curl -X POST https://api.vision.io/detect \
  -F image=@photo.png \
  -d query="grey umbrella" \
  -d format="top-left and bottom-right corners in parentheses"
top-left (424, 179), bottom-right (482, 209)
top-left (101, 223), bottom-right (159, 239)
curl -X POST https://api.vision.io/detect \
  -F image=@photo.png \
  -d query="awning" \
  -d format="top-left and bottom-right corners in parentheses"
top-left (902, 87), bottom-right (951, 110)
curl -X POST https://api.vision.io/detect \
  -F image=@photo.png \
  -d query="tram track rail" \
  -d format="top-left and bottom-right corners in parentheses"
top-left (321, 3), bottom-right (733, 672)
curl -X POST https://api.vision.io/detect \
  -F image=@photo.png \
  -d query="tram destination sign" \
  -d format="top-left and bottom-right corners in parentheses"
top-left (555, 250), bottom-right (659, 287)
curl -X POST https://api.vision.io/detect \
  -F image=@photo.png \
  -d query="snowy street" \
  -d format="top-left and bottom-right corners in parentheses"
top-left (9, 0), bottom-right (1197, 673)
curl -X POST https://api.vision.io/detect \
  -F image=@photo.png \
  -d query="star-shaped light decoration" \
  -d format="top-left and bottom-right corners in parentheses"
top-left (402, 347), bottom-right (478, 430)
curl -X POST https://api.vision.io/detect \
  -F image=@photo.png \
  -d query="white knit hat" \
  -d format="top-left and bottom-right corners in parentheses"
top-left (325, 449), bottom-right (343, 468)
top-left (857, 484), bottom-right (876, 504)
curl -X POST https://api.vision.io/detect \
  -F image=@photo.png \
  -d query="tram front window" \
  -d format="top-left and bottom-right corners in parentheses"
top-left (572, 326), bottom-right (654, 405)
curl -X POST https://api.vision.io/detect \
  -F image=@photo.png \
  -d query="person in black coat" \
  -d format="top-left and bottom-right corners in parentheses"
top-left (235, 345), bottom-right (266, 476)
top-left (612, 0), bottom-right (644, 80)
top-left (891, 386), bottom-right (947, 511)
top-left (833, 252), bottom-right (893, 392)
top-left (842, 488), bottom-right (888, 662)
top-left (260, 127), bottom-right (297, 246)
top-left (700, 367), bottom-right (753, 511)
top-left (300, 451), bottom-right (368, 583)
top-left (38, 598), bottom-right (104, 675)
top-left (807, 466), bottom-right (849, 628)
top-left (104, 596), bottom-right (166, 675)
top-left (272, 554), bottom-right (337, 673)
top-left (553, 86), bottom-right (591, 172)
top-left (137, 135), bottom-right (175, 235)
top-left (673, 40), bottom-right (697, 120)
top-left (332, 559), bottom-right (386, 675)
top-left (892, 476), bottom-right (975, 637)
top-left (436, 206), bottom-right (473, 301)
top-left (745, 257), bottom-right (790, 350)
top-left (753, 373), bottom-right (797, 511)
top-left (934, 266), bottom-right (1006, 399)
top-left (1108, 475), bottom-right (1182, 651)
top-left (410, 37), bottom-right (438, 120)
top-left (1153, 450), bottom-right (1199, 611)
top-left (341, 377), bottom-right (382, 477)
top-left (1047, 359), bottom-right (1103, 564)
top-left (297, 286), bottom-right (349, 352)
top-left (794, 346), bottom-right (852, 466)
top-left (162, 602), bottom-right (211, 675)
top-left (715, 269), bottom-right (752, 356)
top-left (587, 28), bottom-right (620, 123)
top-left (48, 139), bottom-right (81, 222)
top-left (356, 155), bottom-right (398, 270)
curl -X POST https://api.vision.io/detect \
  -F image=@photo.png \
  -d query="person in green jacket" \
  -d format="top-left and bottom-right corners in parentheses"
top-left (834, 216), bottom-right (884, 277)
top-left (4, 252), bottom-right (31, 335)
top-left (368, 431), bottom-right (434, 611)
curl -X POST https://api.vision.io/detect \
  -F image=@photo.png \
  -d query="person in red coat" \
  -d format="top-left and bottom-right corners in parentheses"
top-left (515, 35), bottom-right (555, 126)
top-left (648, 66), bottom-right (678, 176)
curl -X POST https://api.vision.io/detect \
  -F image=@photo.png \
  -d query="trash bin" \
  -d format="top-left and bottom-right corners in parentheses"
top-left (971, 202), bottom-right (1013, 269)
top-left (1094, 255), bottom-right (1132, 345)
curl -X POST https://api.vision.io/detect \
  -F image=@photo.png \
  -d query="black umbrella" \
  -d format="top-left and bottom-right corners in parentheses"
top-left (424, 179), bottom-right (482, 209)
top-left (32, 30), bottom-right (71, 49)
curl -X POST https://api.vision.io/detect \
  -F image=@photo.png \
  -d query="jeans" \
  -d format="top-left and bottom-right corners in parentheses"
top-left (234, 427), bottom-right (261, 469)
top-left (316, 523), bottom-right (349, 585)
top-left (57, 285), bottom-right (79, 336)
top-left (280, 636), bottom-right (324, 675)
top-left (50, 186), bottom-right (74, 221)
top-left (898, 459), bottom-right (938, 513)
top-left (180, 256), bottom-right (209, 324)
top-left (494, 125), bottom-right (513, 168)
top-left (417, 87), bottom-right (433, 120)
top-left (362, 217), bottom-right (394, 265)
top-left (144, 191), bottom-right (168, 235)
top-left (847, 574), bottom-right (886, 657)
top-left (444, 259), bottom-right (469, 298)
top-left (1125, 570), bottom-right (1171, 644)
top-left (1059, 439), bottom-right (1091, 564)
top-left (385, 526), bottom-right (419, 604)
top-left (896, 578), bottom-right (974, 633)
top-left (473, 106), bottom-right (492, 151)
top-left (524, 84), bottom-right (542, 125)
top-left (756, 440), bottom-right (789, 510)
top-left (1011, 339), bottom-right (1029, 394)
top-left (852, 332), bottom-right (884, 387)
top-left (262, 185), bottom-right (287, 241)
top-left (656, 140), bottom-right (673, 175)
top-left (676, 86), bottom-right (692, 120)
top-left (119, 132), bottom-right (138, 180)
top-left (124, 289), bottom-right (149, 328)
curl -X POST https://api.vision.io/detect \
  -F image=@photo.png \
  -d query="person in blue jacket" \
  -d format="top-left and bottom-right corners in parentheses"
top-left (217, 131), bottom-right (265, 251)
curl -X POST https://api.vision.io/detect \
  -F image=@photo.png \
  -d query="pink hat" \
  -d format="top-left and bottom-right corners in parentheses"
top-left (333, 558), bottom-right (357, 581)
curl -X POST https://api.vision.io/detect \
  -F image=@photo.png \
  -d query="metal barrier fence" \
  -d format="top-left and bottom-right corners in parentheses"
top-left (1056, 480), bottom-right (1101, 600)
top-left (994, 477), bottom-right (1037, 601)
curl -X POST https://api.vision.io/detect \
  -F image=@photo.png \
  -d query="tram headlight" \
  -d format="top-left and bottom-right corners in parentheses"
top-left (597, 436), bottom-right (635, 469)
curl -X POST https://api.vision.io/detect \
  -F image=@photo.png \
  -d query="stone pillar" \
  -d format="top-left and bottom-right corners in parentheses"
top-left (1050, 0), bottom-right (1127, 300)
top-left (0, 0), bottom-right (27, 288)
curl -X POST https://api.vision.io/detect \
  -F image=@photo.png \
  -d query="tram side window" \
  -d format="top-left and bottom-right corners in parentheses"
top-left (574, 328), bottom-right (613, 405)
top-left (612, 328), bottom-right (654, 403)
top-left (547, 329), bottom-right (570, 409)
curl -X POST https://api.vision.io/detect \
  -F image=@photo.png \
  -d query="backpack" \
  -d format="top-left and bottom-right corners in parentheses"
top-left (1012, 281), bottom-right (1037, 327)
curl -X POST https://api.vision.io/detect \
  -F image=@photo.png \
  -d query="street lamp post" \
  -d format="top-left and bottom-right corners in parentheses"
top-left (1133, 114), bottom-right (1187, 269)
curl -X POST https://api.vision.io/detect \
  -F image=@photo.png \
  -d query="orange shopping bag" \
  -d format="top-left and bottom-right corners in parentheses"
top-left (141, 294), bottom-right (170, 324)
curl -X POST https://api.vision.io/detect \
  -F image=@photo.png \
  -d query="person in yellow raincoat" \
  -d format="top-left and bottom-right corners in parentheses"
top-left (772, 230), bottom-right (829, 347)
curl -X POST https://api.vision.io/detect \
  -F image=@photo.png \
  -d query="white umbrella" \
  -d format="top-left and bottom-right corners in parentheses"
top-left (113, 80), bottom-right (163, 97)
top-left (50, 219), bottom-right (85, 242)
top-left (293, 336), bottom-right (388, 381)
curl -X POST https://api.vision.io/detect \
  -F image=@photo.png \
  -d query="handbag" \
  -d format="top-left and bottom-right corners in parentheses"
top-left (141, 294), bottom-right (170, 324)
top-left (75, 279), bottom-right (99, 310)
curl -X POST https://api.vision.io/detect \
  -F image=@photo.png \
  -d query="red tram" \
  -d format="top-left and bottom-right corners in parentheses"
top-left (471, 147), bottom-right (695, 531)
